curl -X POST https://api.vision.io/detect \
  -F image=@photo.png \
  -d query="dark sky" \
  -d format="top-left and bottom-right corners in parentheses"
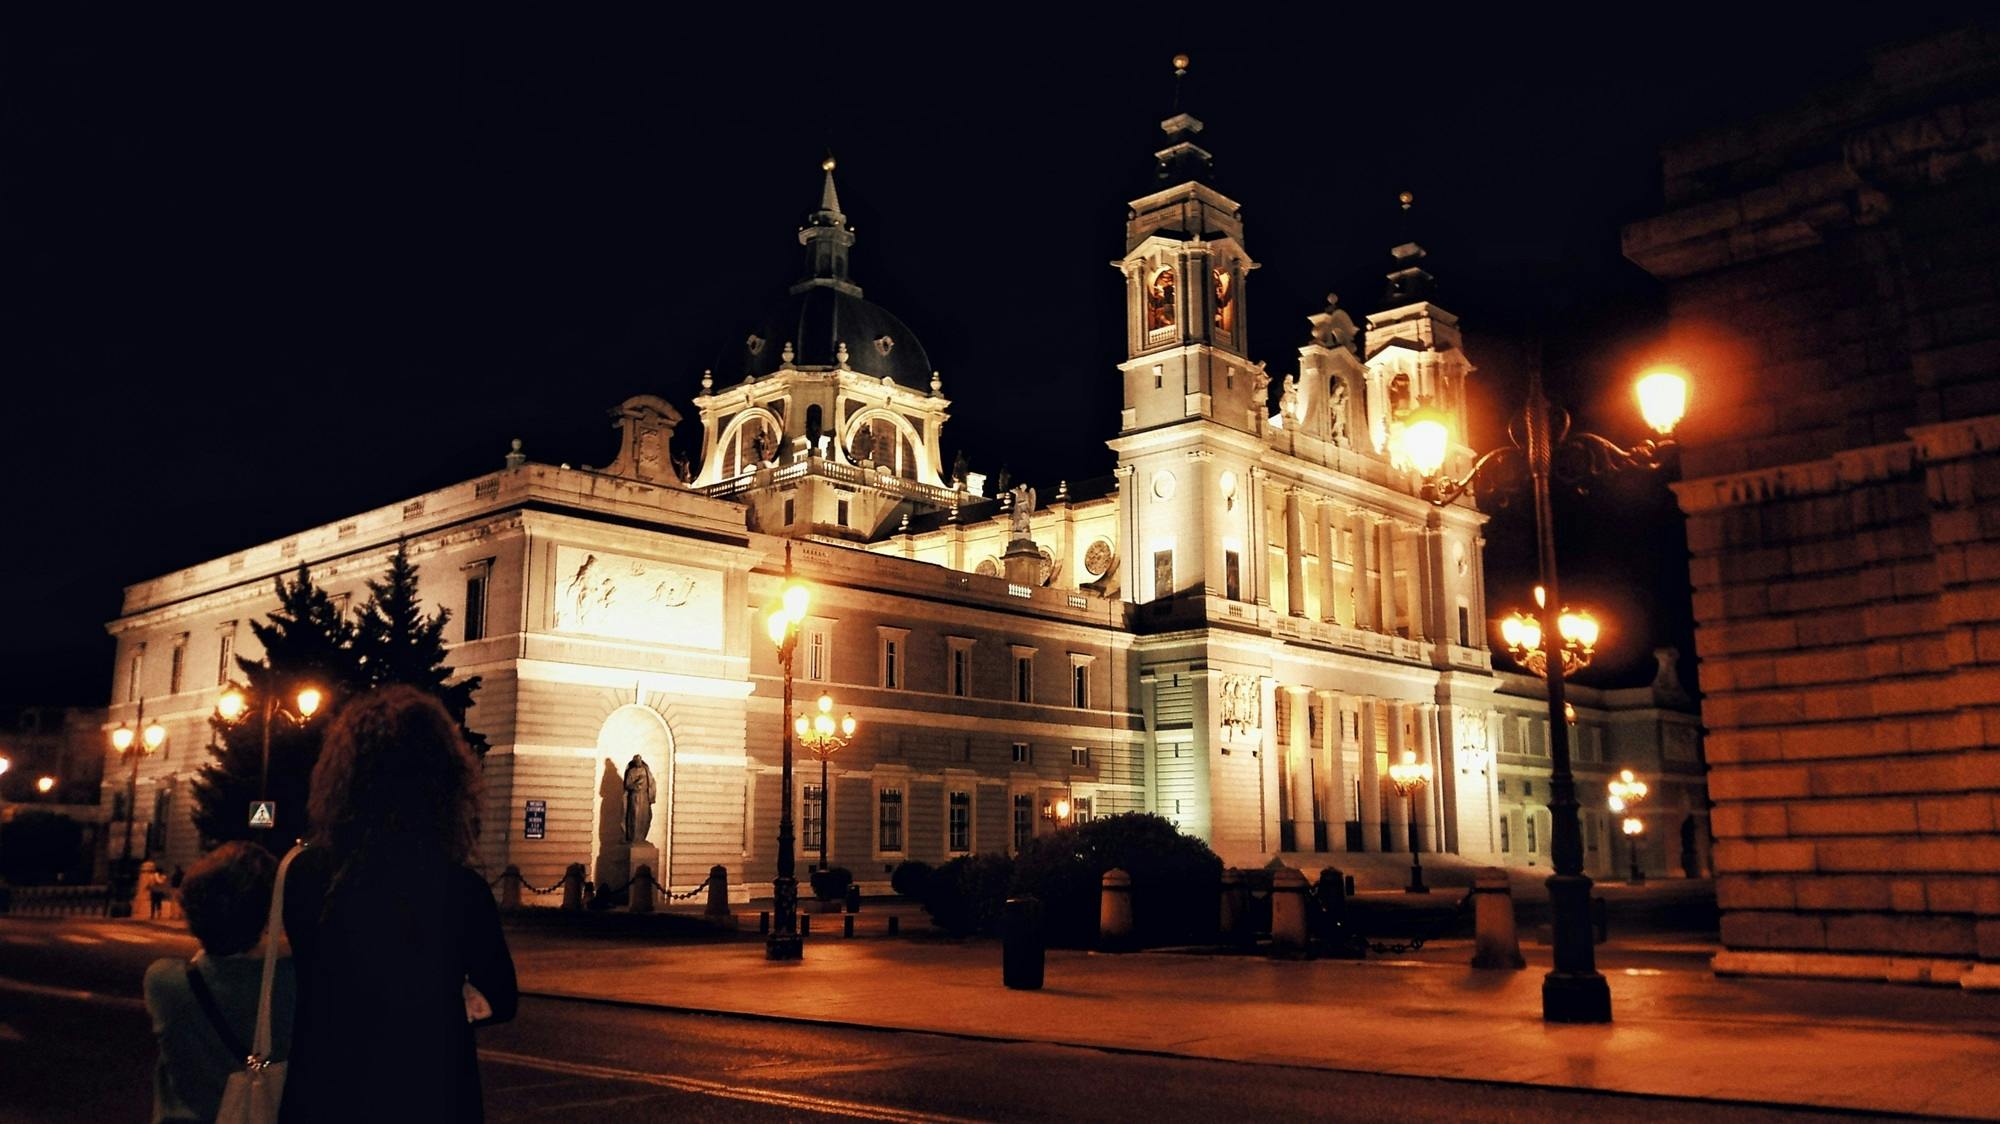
top-left (3, 12), bottom-right (1985, 707)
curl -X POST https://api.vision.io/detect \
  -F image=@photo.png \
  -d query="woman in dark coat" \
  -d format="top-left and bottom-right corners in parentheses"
top-left (281, 685), bottom-right (517, 1122)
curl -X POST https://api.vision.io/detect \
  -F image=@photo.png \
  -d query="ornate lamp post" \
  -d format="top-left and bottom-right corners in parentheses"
top-left (1499, 587), bottom-right (1598, 679)
top-left (216, 682), bottom-right (324, 816)
top-left (1398, 360), bottom-right (1687, 1023)
top-left (108, 705), bottom-right (168, 918)
top-left (763, 542), bottom-right (812, 961)
top-left (1608, 768), bottom-right (1650, 885)
top-left (793, 693), bottom-right (856, 872)
top-left (1387, 750), bottom-right (1433, 894)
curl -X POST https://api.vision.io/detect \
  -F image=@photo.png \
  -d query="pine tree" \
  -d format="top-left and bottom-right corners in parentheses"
top-left (190, 565), bottom-right (364, 851)
top-left (351, 541), bottom-right (487, 755)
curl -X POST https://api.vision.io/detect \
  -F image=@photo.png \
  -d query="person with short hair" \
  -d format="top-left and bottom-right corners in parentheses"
top-left (141, 841), bottom-right (296, 1124)
top-left (281, 685), bottom-right (516, 1122)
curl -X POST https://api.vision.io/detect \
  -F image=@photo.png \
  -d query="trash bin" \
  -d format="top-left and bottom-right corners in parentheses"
top-left (1003, 896), bottom-right (1045, 990)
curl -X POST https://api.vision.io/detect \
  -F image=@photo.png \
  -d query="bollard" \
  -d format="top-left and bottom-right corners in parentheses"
top-left (705, 865), bottom-right (734, 927)
top-left (628, 866), bottom-right (655, 914)
top-left (843, 914), bottom-right (855, 938)
top-left (1003, 896), bottom-right (1045, 989)
top-left (1218, 868), bottom-right (1247, 944)
top-left (561, 863), bottom-right (586, 912)
top-left (1317, 867), bottom-right (1349, 931)
top-left (887, 915), bottom-right (900, 936)
top-left (499, 865), bottom-right (522, 910)
top-left (1592, 896), bottom-right (1608, 944)
top-left (801, 913), bottom-right (811, 937)
top-left (759, 910), bottom-right (770, 934)
top-left (1470, 867), bottom-right (1526, 969)
top-left (1098, 868), bottom-right (1134, 951)
top-left (1345, 874), bottom-right (1356, 898)
top-left (846, 884), bottom-right (862, 914)
top-left (1269, 867), bottom-right (1309, 953)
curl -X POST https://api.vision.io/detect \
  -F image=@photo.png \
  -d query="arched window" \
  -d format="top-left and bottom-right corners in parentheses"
top-left (721, 414), bottom-right (778, 478)
top-left (805, 405), bottom-right (823, 450)
top-left (1146, 266), bottom-right (1177, 330)
top-left (850, 414), bottom-right (920, 480)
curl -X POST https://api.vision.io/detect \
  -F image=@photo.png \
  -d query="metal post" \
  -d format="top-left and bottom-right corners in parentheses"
top-left (1525, 371), bottom-right (1611, 1023)
top-left (258, 693), bottom-right (274, 802)
top-left (768, 541), bottom-right (803, 961)
top-left (1630, 829), bottom-right (1646, 886)
top-left (817, 751), bottom-right (829, 873)
top-left (1405, 789), bottom-right (1429, 894)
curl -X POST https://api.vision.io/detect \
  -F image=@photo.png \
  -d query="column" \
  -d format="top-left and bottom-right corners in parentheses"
top-left (1385, 701), bottom-right (1408, 852)
top-left (1413, 703), bottom-right (1435, 852)
top-left (1317, 689), bottom-right (1344, 852)
top-left (1284, 488), bottom-right (1307, 617)
top-left (1377, 520), bottom-right (1400, 637)
top-left (1251, 469), bottom-right (1272, 608)
top-left (1287, 686), bottom-right (1313, 848)
top-left (1317, 503), bottom-right (1338, 625)
top-left (1358, 697), bottom-right (1382, 852)
top-left (1351, 511), bottom-right (1376, 631)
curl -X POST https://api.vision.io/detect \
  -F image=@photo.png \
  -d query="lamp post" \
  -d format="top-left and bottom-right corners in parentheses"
top-left (1608, 768), bottom-right (1650, 885)
top-left (108, 703), bottom-right (168, 918)
top-left (763, 541), bottom-right (812, 961)
top-left (793, 693), bottom-right (857, 873)
top-left (216, 682), bottom-right (324, 819)
top-left (1387, 750), bottom-right (1433, 894)
top-left (1398, 360), bottom-right (1686, 1023)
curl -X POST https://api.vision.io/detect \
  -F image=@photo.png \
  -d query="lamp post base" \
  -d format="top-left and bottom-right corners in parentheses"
top-left (766, 874), bottom-right (803, 961)
top-left (1542, 970), bottom-right (1613, 1023)
top-left (1405, 861), bottom-right (1429, 894)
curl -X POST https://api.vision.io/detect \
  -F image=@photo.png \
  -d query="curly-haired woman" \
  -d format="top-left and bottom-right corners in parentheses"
top-left (280, 685), bottom-right (516, 1122)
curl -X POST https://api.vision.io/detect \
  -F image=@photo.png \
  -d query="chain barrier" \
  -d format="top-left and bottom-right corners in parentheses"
top-left (487, 870), bottom-right (574, 896)
top-left (584, 869), bottom-right (713, 903)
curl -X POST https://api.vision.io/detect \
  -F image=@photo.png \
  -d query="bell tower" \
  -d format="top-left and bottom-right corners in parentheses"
top-left (1115, 56), bottom-right (1261, 438)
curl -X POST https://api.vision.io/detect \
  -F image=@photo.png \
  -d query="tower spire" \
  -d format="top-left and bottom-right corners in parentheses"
top-left (1383, 189), bottom-right (1435, 305)
top-left (797, 153), bottom-right (859, 294)
top-left (1155, 53), bottom-right (1214, 185)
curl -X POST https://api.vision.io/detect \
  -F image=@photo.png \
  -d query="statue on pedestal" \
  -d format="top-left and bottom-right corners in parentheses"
top-left (1009, 484), bottom-right (1036, 539)
top-left (622, 755), bottom-right (655, 844)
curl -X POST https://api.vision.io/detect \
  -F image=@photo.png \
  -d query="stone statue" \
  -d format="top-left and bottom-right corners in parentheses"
top-left (1329, 379), bottom-right (1351, 447)
top-left (1279, 375), bottom-right (1301, 423)
top-left (1250, 362), bottom-right (1272, 409)
top-left (1009, 484), bottom-right (1035, 538)
top-left (850, 424), bottom-right (875, 464)
top-left (672, 447), bottom-right (693, 484)
top-left (993, 465), bottom-right (1012, 495)
top-left (749, 427), bottom-right (774, 466)
top-left (622, 755), bottom-right (655, 844)
top-left (951, 449), bottom-right (970, 485)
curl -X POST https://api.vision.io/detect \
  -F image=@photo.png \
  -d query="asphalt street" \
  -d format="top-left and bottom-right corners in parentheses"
top-left (0, 916), bottom-right (1882, 1122)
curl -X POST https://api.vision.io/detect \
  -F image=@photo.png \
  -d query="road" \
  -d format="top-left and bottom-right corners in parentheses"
top-left (0, 916), bottom-right (1850, 1122)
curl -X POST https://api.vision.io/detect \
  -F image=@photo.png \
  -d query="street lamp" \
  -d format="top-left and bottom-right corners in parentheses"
top-left (763, 541), bottom-right (812, 961)
top-left (216, 682), bottom-right (324, 819)
top-left (1387, 749), bottom-right (1433, 894)
top-left (108, 704), bottom-right (168, 917)
top-left (793, 693), bottom-right (857, 872)
top-left (1499, 586), bottom-right (1598, 678)
top-left (1608, 768), bottom-right (1650, 885)
top-left (1398, 359), bottom-right (1686, 1024)
top-left (35, 776), bottom-right (55, 796)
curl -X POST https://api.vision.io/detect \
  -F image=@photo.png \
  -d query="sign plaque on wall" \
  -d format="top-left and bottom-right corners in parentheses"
top-left (524, 799), bottom-right (547, 840)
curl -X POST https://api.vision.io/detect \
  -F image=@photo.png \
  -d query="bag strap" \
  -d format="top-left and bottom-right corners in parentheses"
top-left (250, 845), bottom-right (303, 1063)
top-left (184, 962), bottom-right (249, 1061)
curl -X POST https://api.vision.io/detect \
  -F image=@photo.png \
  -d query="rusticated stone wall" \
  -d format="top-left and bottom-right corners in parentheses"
top-left (1625, 28), bottom-right (2000, 983)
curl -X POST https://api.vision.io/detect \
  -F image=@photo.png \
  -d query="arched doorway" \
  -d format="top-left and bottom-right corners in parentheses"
top-left (590, 706), bottom-right (674, 894)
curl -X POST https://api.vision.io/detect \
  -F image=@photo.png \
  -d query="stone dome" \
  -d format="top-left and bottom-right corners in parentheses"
top-left (721, 281), bottom-right (935, 390)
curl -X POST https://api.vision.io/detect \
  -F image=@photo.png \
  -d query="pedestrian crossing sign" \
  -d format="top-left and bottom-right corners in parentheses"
top-left (248, 801), bottom-right (277, 829)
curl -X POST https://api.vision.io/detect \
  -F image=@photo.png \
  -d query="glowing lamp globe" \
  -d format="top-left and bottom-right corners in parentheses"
top-left (782, 583), bottom-right (811, 623)
top-left (1622, 816), bottom-right (1645, 836)
top-left (142, 721), bottom-right (167, 751)
top-left (1054, 798), bottom-right (1072, 820)
top-left (0, 756), bottom-right (9, 777)
top-left (110, 726), bottom-right (135, 753)
top-left (36, 775), bottom-right (55, 794)
top-left (216, 689), bottom-right (248, 722)
top-left (296, 687), bottom-right (323, 718)
top-left (1399, 409), bottom-right (1452, 477)
top-left (1635, 369), bottom-right (1688, 436)
top-left (766, 609), bottom-right (791, 647)
top-left (840, 714), bottom-right (856, 738)
top-left (1558, 609), bottom-right (1600, 653)
top-left (1500, 612), bottom-right (1541, 654)
top-left (793, 715), bottom-right (809, 738)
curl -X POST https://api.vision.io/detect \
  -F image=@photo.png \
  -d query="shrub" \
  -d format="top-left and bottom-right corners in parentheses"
top-left (919, 853), bottom-right (1015, 936)
top-left (808, 866), bottom-right (852, 900)
top-left (890, 860), bottom-right (932, 899)
top-left (1011, 813), bottom-right (1222, 947)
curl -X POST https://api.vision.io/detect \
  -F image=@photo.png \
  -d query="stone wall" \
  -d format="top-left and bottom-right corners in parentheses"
top-left (1625, 28), bottom-right (2000, 982)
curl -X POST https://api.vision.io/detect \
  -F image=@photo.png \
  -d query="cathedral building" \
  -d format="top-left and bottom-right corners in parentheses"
top-left (99, 102), bottom-right (1703, 897)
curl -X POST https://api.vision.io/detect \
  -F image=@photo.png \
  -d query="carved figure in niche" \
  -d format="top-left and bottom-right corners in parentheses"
top-left (1388, 373), bottom-right (1411, 416)
top-left (1329, 380), bottom-right (1351, 448)
top-left (749, 426), bottom-right (774, 465)
top-left (1213, 268), bottom-right (1236, 333)
top-left (951, 449), bottom-right (970, 485)
top-left (849, 423), bottom-right (875, 464)
top-left (1009, 484), bottom-right (1036, 538)
top-left (1279, 375), bottom-right (1301, 424)
top-left (622, 755), bottom-right (656, 844)
top-left (1219, 674), bottom-right (1261, 738)
top-left (1250, 362), bottom-right (1272, 409)
top-left (1146, 266), bottom-right (1177, 330)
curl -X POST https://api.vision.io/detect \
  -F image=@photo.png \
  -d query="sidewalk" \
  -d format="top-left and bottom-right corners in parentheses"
top-left (508, 928), bottom-right (2000, 1119)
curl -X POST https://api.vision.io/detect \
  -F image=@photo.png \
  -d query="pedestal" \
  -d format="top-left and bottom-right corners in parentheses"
top-left (627, 843), bottom-right (659, 909)
top-left (593, 843), bottom-right (630, 901)
top-left (1003, 537), bottom-right (1040, 586)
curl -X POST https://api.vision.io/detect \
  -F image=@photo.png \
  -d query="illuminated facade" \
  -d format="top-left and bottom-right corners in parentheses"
top-left (101, 109), bottom-right (1701, 895)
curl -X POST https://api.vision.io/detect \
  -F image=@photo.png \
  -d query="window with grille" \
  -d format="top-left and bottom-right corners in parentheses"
top-left (803, 783), bottom-right (825, 851)
top-left (878, 787), bottom-right (903, 852)
top-left (949, 791), bottom-right (971, 852)
top-left (1013, 794), bottom-right (1033, 852)
top-left (169, 639), bottom-right (186, 695)
top-left (1072, 796), bottom-right (1094, 823)
top-left (216, 627), bottom-right (235, 686)
top-left (952, 649), bottom-right (970, 697)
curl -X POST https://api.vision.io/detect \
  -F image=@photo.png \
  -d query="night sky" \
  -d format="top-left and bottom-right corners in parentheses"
top-left (4, 13), bottom-right (1984, 707)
